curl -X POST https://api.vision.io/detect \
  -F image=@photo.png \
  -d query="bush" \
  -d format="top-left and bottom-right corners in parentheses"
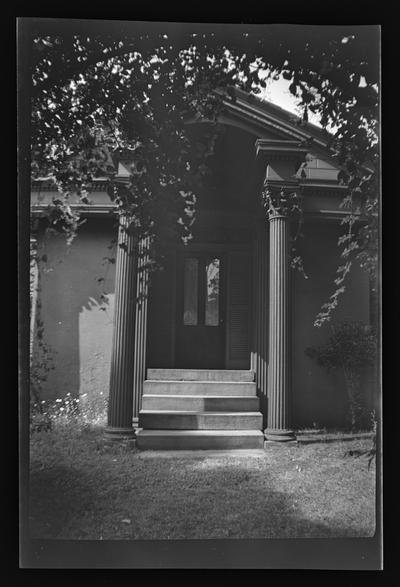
top-left (305, 321), bottom-right (377, 430)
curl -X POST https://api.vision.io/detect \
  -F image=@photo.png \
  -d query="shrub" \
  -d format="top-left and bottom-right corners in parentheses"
top-left (305, 321), bottom-right (377, 430)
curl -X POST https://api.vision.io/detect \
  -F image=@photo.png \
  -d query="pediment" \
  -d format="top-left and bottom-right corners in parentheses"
top-left (220, 87), bottom-right (331, 145)
top-left (219, 88), bottom-right (341, 184)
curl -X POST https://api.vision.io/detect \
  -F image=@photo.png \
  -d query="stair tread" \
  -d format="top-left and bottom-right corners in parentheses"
top-left (136, 429), bottom-right (264, 436)
top-left (148, 369), bottom-right (254, 373)
top-left (147, 369), bottom-right (255, 382)
top-left (143, 394), bottom-right (257, 399)
top-left (139, 410), bottom-right (262, 415)
top-left (145, 380), bottom-right (255, 384)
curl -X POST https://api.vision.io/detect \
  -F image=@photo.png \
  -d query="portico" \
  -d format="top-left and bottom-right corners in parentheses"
top-left (105, 124), bottom-right (309, 446)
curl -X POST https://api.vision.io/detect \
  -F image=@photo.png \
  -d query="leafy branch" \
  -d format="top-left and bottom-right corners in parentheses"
top-left (29, 25), bottom-right (379, 322)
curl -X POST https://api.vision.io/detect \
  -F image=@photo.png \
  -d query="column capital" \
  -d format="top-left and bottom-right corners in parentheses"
top-left (262, 180), bottom-right (303, 221)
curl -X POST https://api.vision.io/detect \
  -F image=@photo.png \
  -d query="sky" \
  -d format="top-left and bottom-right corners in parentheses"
top-left (261, 75), bottom-right (322, 128)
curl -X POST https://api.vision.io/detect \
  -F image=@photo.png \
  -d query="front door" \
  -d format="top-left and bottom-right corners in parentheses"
top-left (175, 251), bottom-right (226, 368)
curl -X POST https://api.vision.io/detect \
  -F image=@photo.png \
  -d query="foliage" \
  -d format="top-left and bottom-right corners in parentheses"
top-left (305, 321), bottom-right (377, 429)
top-left (30, 333), bottom-right (55, 410)
top-left (344, 411), bottom-right (377, 470)
top-left (28, 21), bottom-right (379, 322)
top-left (30, 391), bottom-right (108, 434)
top-left (29, 243), bottom-right (56, 411)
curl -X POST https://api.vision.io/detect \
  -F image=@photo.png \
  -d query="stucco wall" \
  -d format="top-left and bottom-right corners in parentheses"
top-left (34, 219), bottom-right (116, 407)
top-left (292, 221), bottom-right (371, 429)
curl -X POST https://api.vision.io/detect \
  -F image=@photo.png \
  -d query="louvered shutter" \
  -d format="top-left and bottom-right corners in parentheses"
top-left (226, 251), bottom-right (251, 369)
top-left (147, 254), bottom-right (175, 367)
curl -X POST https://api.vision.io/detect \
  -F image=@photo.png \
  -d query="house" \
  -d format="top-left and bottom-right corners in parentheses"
top-left (30, 89), bottom-right (374, 449)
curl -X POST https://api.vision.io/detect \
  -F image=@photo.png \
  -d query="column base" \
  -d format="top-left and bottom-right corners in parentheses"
top-left (104, 426), bottom-right (136, 441)
top-left (264, 428), bottom-right (296, 442)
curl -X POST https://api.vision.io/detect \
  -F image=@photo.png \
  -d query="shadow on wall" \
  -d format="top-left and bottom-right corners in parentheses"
top-left (34, 219), bottom-right (117, 404)
top-left (292, 222), bottom-right (372, 429)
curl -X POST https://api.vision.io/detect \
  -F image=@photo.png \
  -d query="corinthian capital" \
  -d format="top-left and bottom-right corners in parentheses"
top-left (262, 180), bottom-right (303, 220)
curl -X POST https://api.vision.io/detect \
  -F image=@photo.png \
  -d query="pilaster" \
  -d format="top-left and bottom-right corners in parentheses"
top-left (132, 236), bottom-right (150, 424)
top-left (252, 222), bottom-right (269, 427)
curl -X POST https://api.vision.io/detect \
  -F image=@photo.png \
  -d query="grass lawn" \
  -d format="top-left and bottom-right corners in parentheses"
top-left (29, 422), bottom-right (376, 540)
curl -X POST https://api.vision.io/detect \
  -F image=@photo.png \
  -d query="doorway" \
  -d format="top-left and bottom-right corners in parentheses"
top-left (175, 251), bottom-right (226, 368)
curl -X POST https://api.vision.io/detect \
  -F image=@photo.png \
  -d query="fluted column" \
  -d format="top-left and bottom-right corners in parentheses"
top-left (29, 236), bottom-right (39, 364)
top-left (263, 184), bottom-right (297, 442)
top-left (105, 216), bottom-right (137, 439)
top-left (132, 236), bottom-right (150, 424)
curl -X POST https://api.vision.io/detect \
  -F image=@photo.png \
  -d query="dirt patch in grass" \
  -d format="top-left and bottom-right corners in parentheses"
top-left (29, 425), bottom-right (376, 540)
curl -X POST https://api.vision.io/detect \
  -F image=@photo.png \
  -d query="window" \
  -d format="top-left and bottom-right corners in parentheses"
top-left (183, 258), bottom-right (198, 325)
top-left (183, 255), bottom-right (221, 327)
top-left (205, 258), bottom-right (220, 326)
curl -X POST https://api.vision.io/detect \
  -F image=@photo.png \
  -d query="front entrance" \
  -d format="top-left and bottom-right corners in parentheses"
top-left (175, 251), bottom-right (226, 368)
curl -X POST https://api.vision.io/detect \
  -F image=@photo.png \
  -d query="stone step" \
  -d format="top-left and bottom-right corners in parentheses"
top-left (136, 429), bottom-right (265, 450)
top-left (143, 380), bottom-right (256, 396)
top-left (147, 369), bottom-right (255, 382)
top-left (139, 411), bottom-right (263, 430)
top-left (141, 395), bottom-right (260, 412)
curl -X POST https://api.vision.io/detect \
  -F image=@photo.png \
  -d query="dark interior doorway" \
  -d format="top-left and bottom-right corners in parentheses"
top-left (175, 250), bottom-right (226, 368)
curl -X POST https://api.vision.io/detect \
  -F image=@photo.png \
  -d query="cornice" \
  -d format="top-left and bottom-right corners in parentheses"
top-left (222, 94), bottom-right (329, 150)
top-left (31, 203), bottom-right (117, 217)
top-left (222, 100), bottom-right (303, 140)
top-left (255, 139), bottom-right (309, 168)
top-left (30, 174), bottom-right (132, 192)
top-left (31, 178), bottom-right (111, 192)
top-left (299, 182), bottom-right (348, 199)
top-left (303, 210), bottom-right (365, 223)
top-left (231, 88), bottom-right (331, 146)
top-left (31, 202), bottom-right (363, 225)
